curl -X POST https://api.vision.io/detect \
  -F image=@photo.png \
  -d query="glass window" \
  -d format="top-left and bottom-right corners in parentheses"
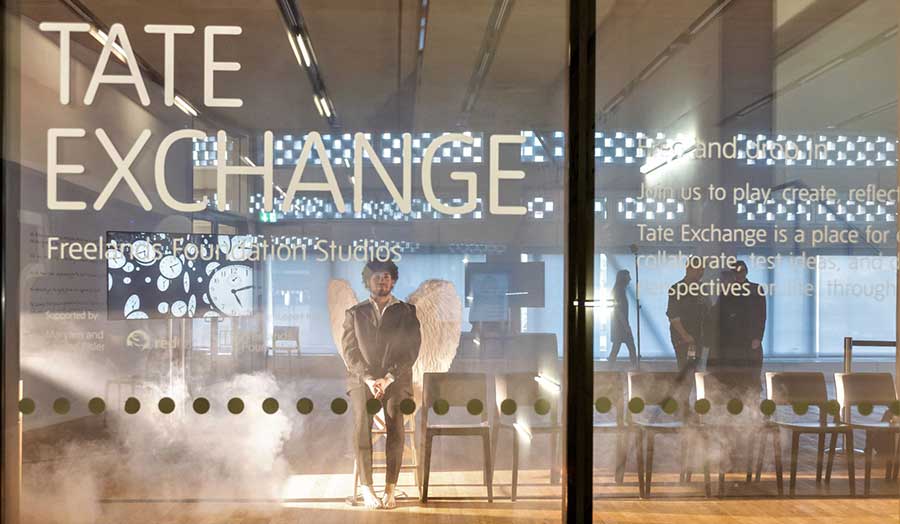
top-left (592, 0), bottom-right (899, 510)
top-left (5, 1), bottom-right (569, 521)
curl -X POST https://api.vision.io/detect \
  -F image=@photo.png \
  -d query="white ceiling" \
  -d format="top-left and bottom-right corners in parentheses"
top-left (17, 0), bottom-right (898, 136)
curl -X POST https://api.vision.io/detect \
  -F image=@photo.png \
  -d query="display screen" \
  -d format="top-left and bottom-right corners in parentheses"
top-left (106, 231), bottom-right (256, 320)
top-left (464, 261), bottom-right (545, 311)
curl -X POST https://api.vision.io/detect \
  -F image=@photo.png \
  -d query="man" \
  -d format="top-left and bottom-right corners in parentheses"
top-left (666, 256), bottom-right (708, 378)
top-left (711, 260), bottom-right (766, 396)
top-left (340, 260), bottom-right (421, 509)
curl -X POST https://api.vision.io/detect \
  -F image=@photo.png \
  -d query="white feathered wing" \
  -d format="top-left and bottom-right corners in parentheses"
top-left (327, 279), bottom-right (359, 358)
top-left (407, 280), bottom-right (462, 405)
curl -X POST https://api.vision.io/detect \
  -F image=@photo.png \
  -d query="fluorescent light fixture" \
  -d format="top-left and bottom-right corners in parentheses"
top-left (797, 58), bottom-right (845, 85)
top-left (689, 0), bottom-right (732, 35)
top-left (320, 97), bottom-right (332, 118)
top-left (736, 94), bottom-right (773, 117)
top-left (534, 374), bottom-right (561, 393)
top-left (312, 95), bottom-right (324, 116)
top-left (296, 35), bottom-right (312, 67)
top-left (602, 94), bottom-right (624, 114)
top-left (640, 54), bottom-right (670, 81)
top-left (286, 28), bottom-right (304, 68)
top-left (90, 28), bottom-right (128, 63)
top-left (240, 156), bottom-right (256, 167)
top-left (173, 95), bottom-right (198, 117)
top-left (505, 291), bottom-right (529, 296)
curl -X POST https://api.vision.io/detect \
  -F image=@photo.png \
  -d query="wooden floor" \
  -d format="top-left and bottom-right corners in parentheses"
top-left (22, 496), bottom-right (900, 524)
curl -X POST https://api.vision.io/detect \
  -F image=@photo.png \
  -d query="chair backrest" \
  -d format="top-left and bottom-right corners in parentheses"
top-left (273, 326), bottom-right (300, 349)
top-left (594, 371), bottom-right (625, 404)
top-left (423, 372), bottom-right (489, 427)
top-left (594, 371), bottom-right (625, 424)
top-left (765, 372), bottom-right (827, 404)
top-left (496, 372), bottom-right (559, 422)
top-left (695, 370), bottom-right (760, 403)
top-left (627, 371), bottom-right (691, 420)
top-left (423, 371), bottom-right (487, 406)
top-left (835, 372), bottom-right (898, 423)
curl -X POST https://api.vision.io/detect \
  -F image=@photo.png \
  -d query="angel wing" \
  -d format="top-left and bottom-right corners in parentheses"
top-left (407, 279), bottom-right (463, 404)
top-left (327, 279), bottom-right (359, 355)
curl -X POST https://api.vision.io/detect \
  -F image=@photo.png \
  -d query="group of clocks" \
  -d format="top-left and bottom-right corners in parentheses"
top-left (106, 232), bottom-right (255, 320)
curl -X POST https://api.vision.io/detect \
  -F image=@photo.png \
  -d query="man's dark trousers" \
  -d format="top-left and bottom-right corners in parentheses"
top-left (350, 379), bottom-right (412, 486)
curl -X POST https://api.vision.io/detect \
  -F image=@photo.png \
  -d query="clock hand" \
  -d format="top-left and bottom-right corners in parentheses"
top-left (232, 285), bottom-right (254, 293)
top-left (231, 290), bottom-right (243, 307)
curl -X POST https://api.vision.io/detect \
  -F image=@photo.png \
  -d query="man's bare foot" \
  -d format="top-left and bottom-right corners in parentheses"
top-left (382, 484), bottom-right (397, 509)
top-left (361, 486), bottom-right (383, 509)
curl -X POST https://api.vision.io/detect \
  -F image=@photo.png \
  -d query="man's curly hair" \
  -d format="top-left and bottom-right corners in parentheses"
top-left (361, 259), bottom-right (399, 289)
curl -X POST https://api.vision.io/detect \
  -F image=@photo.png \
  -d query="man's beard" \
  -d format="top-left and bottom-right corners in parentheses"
top-left (371, 285), bottom-right (393, 297)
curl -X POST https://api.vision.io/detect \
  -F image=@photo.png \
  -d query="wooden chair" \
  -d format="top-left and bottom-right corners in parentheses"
top-left (832, 372), bottom-right (900, 495)
top-left (627, 371), bottom-right (694, 497)
top-left (350, 410), bottom-right (419, 505)
top-left (765, 371), bottom-right (855, 497)
top-left (593, 371), bottom-right (644, 497)
top-left (420, 372), bottom-right (493, 502)
top-left (269, 326), bottom-right (300, 375)
top-left (695, 369), bottom-right (773, 497)
top-left (491, 372), bottom-right (561, 501)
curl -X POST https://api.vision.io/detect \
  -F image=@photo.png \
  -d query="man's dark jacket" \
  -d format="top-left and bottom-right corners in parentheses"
top-left (340, 299), bottom-right (422, 392)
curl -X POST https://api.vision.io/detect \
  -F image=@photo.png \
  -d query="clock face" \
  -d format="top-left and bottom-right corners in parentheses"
top-left (208, 264), bottom-right (253, 317)
top-left (107, 232), bottom-right (257, 320)
top-left (107, 248), bottom-right (126, 269)
top-left (228, 235), bottom-right (256, 261)
top-left (131, 240), bottom-right (156, 265)
top-left (171, 300), bottom-right (187, 317)
top-left (159, 255), bottom-right (183, 279)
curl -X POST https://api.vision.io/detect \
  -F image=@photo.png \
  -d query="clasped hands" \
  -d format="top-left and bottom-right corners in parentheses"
top-left (364, 375), bottom-right (395, 400)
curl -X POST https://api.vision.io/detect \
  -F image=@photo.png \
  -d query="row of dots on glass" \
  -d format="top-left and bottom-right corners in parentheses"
top-left (19, 397), bottom-right (899, 417)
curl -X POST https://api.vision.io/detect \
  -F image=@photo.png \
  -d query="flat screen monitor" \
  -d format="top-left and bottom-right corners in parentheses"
top-left (106, 231), bottom-right (256, 320)
top-left (464, 261), bottom-right (545, 321)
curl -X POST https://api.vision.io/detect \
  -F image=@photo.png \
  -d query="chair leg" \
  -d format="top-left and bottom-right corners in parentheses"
top-left (816, 432), bottom-right (826, 483)
top-left (894, 433), bottom-right (900, 480)
top-left (885, 432), bottom-right (897, 481)
top-left (718, 450), bottom-right (726, 498)
top-left (352, 458), bottom-right (359, 506)
top-left (893, 434), bottom-right (900, 480)
top-left (745, 432), bottom-right (755, 483)
top-left (825, 431), bottom-right (837, 483)
top-left (421, 433), bottom-right (433, 502)
top-left (754, 432), bottom-right (765, 482)
top-left (864, 430), bottom-right (873, 497)
top-left (645, 432), bottom-right (655, 497)
top-left (550, 431), bottom-right (560, 485)
top-left (684, 438), bottom-right (693, 483)
top-left (773, 428), bottom-right (784, 496)
top-left (679, 438), bottom-right (688, 483)
top-left (614, 432), bottom-right (626, 484)
top-left (885, 435), bottom-right (894, 481)
top-left (846, 430), bottom-right (856, 497)
top-left (703, 434), bottom-right (712, 498)
top-left (635, 430), bottom-right (645, 498)
top-left (789, 431), bottom-right (800, 497)
top-left (511, 431), bottom-right (519, 501)
top-left (490, 424), bottom-right (500, 478)
top-left (482, 432), bottom-right (493, 503)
